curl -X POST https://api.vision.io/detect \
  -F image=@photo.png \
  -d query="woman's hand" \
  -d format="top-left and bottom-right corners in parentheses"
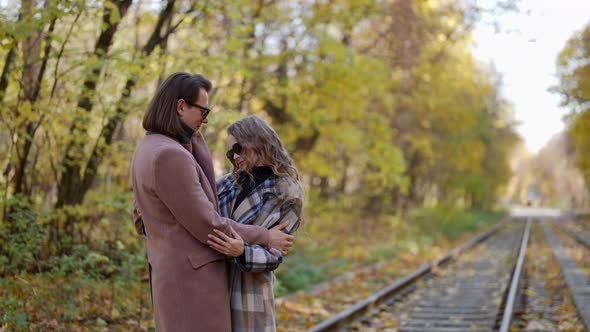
top-left (268, 223), bottom-right (294, 255)
top-left (207, 228), bottom-right (244, 257)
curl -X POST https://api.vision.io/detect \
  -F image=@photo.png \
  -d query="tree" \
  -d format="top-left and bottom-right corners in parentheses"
top-left (555, 21), bottom-right (590, 203)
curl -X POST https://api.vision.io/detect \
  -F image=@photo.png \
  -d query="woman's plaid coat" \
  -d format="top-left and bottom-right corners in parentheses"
top-left (217, 173), bottom-right (302, 332)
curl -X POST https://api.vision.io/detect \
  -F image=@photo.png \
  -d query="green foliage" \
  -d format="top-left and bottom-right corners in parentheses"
top-left (555, 22), bottom-right (590, 197)
top-left (408, 206), bottom-right (504, 240)
top-left (569, 110), bottom-right (590, 189)
top-left (275, 255), bottom-right (326, 297)
top-left (0, 0), bottom-right (517, 223)
top-left (0, 196), bottom-right (45, 275)
top-left (0, 271), bottom-right (151, 331)
top-left (370, 244), bottom-right (401, 262)
top-left (2, 299), bottom-right (29, 332)
top-left (43, 243), bottom-right (145, 279)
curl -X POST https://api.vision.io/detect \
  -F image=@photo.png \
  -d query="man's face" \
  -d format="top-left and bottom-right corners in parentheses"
top-left (178, 88), bottom-right (209, 131)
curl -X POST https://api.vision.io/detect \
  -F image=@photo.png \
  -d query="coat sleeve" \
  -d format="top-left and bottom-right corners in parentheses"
top-left (231, 221), bottom-right (271, 246)
top-left (132, 197), bottom-right (145, 236)
top-left (235, 198), bottom-right (302, 272)
top-left (154, 148), bottom-right (269, 246)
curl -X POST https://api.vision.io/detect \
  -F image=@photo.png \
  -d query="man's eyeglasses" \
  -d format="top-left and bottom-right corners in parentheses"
top-left (184, 100), bottom-right (211, 119)
top-left (226, 143), bottom-right (243, 166)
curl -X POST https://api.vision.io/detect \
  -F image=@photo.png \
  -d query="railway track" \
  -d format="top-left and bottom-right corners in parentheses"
top-left (562, 219), bottom-right (590, 248)
top-left (510, 221), bottom-right (584, 331)
top-left (542, 221), bottom-right (590, 330)
top-left (306, 218), bottom-right (590, 332)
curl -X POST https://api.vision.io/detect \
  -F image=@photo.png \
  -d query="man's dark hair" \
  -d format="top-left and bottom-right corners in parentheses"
top-left (143, 72), bottom-right (212, 140)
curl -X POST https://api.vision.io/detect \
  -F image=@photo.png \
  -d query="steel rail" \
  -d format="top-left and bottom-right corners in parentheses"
top-left (562, 221), bottom-right (590, 249)
top-left (306, 217), bottom-right (510, 332)
top-left (499, 218), bottom-right (531, 332)
top-left (542, 221), bottom-right (590, 332)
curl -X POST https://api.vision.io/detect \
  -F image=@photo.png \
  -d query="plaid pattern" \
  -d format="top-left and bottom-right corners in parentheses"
top-left (217, 173), bottom-right (302, 332)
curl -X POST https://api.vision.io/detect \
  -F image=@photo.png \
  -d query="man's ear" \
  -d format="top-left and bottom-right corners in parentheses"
top-left (176, 99), bottom-right (185, 116)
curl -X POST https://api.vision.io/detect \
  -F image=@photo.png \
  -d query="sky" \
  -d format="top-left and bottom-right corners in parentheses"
top-left (471, 0), bottom-right (590, 153)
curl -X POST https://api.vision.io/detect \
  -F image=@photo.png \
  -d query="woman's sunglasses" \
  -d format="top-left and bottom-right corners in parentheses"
top-left (225, 143), bottom-right (243, 166)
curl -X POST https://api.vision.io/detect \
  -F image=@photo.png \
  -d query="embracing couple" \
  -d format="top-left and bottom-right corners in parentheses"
top-left (131, 73), bottom-right (303, 332)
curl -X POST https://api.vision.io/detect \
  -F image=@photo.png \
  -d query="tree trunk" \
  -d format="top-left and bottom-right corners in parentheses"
top-left (12, 2), bottom-right (57, 197)
top-left (79, 0), bottom-right (178, 201)
top-left (0, 47), bottom-right (16, 103)
top-left (56, 0), bottom-right (133, 208)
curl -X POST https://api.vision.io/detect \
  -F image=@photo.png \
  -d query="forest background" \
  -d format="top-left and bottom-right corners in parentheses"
top-left (0, 0), bottom-right (589, 330)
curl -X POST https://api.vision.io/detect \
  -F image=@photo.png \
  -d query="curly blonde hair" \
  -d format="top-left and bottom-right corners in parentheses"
top-left (227, 116), bottom-right (302, 199)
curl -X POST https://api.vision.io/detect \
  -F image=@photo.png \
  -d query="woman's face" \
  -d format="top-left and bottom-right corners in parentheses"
top-left (227, 134), bottom-right (258, 171)
top-left (177, 88), bottom-right (209, 132)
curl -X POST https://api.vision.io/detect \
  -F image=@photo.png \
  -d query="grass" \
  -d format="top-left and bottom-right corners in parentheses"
top-left (1, 271), bottom-right (152, 331)
top-left (275, 207), bottom-right (505, 296)
top-left (0, 207), bottom-right (506, 331)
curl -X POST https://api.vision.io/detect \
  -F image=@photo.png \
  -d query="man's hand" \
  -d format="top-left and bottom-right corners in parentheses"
top-left (268, 223), bottom-right (294, 255)
top-left (207, 228), bottom-right (245, 257)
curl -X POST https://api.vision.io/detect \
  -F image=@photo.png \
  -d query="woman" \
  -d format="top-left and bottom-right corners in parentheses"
top-left (131, 73), bottom-right (293, 332)
top-left (207, 116), bottom-right (304, 332)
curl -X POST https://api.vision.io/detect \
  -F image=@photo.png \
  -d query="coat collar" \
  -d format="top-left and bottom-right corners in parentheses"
top-left (147, 131), bottom-right (218, 207)
top-left (233, 179), bottom-right (281, 225)
top-left (179, 126), bottom-right (195, 145)
top-left (217, 174), bottom-right (284, 225)
top-left (189, 132), bottom-right (217, 196)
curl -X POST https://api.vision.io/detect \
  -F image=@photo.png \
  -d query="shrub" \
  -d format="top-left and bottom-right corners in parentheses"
top-left (0, 196), bottom-right (45, 275)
